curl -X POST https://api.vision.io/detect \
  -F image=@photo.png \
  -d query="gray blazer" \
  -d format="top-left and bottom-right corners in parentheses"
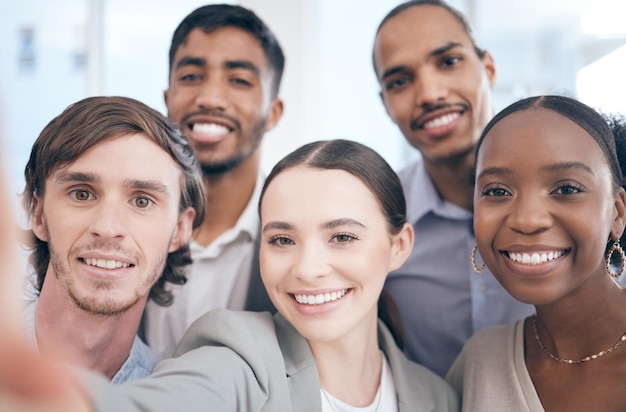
top-left (87, 310), bottom-right (459, 411)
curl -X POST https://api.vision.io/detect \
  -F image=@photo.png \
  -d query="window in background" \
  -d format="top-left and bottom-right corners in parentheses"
top-left (1, 0), bottom-right (625, 217)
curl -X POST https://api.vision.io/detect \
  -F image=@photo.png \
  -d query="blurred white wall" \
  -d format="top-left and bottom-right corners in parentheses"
top-left (1, 0), bottom-right (625, 224)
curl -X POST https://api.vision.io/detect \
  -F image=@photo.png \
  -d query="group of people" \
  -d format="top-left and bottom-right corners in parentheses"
top-left (1, 1), bottom-right (625, 411)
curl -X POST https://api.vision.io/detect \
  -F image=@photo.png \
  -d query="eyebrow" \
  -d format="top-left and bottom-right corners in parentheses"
top-left (542, 161), bottom-right (594, 175)
top-left (54, 172), bottom-right (99, 184)
top-left (262, 218), bottom-right (366, 233)
top-left (320, 218), bottom-right (366, 230)
top-left (174, 55), bottom-right (260, 77)
top-left (476, 167), bottom-right (513, 181)
top-left (477, 162), bottom-right (595, 180)
top-left (380, 42), bottom-right (465, 81)
top-left (224, 60), bottom-right (260, 76)
top-left (262, 221), bottom-right (292, 233)
top-left (174, 56), bottom-right (206, 71)
top-left (430, 42), bottom-right (464, 57)
top-left (54, 172), bottom-right (171, 194)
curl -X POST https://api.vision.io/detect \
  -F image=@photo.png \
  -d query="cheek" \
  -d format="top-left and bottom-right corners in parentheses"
top-left (166, 90), bottom-right (192, 117)
top-left (259, 250), bottom-right (286, 289)
top-left (386, 95), bottom-right (411, 122)
top-left (473, 207), bottom-right (498, 243)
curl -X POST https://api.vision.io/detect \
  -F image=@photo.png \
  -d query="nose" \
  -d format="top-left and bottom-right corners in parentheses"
top-left (414, 68), bottom-right (449, 109)
top-left (195, 77), bottom-right (229, 111)
top-left (292, 241), bottom-right (332, 283)
top-left (88, 199), bottom-right (128, 239)
top-left (507, 193), bottom-right (552, 235)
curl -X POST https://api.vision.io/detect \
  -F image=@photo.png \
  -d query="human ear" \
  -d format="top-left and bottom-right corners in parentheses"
top-left (264, 98), bottom-right (284, 133)
top-left (389, 223), bottom-right (414, 272)
top-left (168, 206), bottom-right (195, 252)
top-left (163, 89), bottom-right (170, 109)
top-left (611, 188), bottom-right (626, 240)
top-left (30, 195), bottom-right (49, 242)
top-left (481, 51), bottom-right (497, 89)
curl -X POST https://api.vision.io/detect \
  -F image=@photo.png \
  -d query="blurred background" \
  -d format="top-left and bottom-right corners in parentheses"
top-left (1, 0), bottom-right (626, 223)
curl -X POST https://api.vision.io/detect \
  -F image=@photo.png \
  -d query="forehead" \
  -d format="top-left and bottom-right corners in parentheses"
top-left (261, 167), bottom-right (382, 222)
top-left (477, 108), bottom-right (607, 171)
top-left (374, 5), bottom-right (475, 73)
top-left (52, 133), bottom-right (182, 184)
top-left (173, 26), bottom-right (270, 72)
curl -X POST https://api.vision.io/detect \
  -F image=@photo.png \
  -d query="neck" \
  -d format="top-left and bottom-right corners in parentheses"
top-left (35, 276), bottom-right (144, 380)
top-left (423, 152), bottom-right (475, 211)
top-left (311, 311), bottom-right (382, 407)
top-left (193, 153), bottom-right (260, 247)
top-left (533, 273), bottom-right (626, 362)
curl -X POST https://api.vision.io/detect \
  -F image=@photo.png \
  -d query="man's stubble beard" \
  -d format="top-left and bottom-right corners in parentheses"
top-left (200, 117), bottom-right (267, 176)
top-left (48, 236), bottom-right (165, 317)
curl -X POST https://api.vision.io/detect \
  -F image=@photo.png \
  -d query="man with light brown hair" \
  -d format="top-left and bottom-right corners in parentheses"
top-left (22, 96), bottom-right (205, 382)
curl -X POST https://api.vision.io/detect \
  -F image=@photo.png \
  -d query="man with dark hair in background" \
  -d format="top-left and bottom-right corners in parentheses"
top-left (143, 4), bottom-right (284, 358)
top-left (372, 0), bottom-right (533, 377)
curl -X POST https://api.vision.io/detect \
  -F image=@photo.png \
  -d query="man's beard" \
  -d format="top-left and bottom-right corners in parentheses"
top-left (200, 117), bottom-right (267, 176)
top-left (48, 238), bottom-right (163, 317)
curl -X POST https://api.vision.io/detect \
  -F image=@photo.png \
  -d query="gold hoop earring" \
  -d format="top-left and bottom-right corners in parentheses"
top-left (606, 239), bottom-right (626, 278)
top-left (471, 245), bottom-right (485, 273)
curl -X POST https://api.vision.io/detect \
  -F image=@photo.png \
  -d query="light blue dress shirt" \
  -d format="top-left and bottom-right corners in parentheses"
top-left (386, 159), bottom-right (534, 377)
top-left (24, 300), bottom-right (159, 383)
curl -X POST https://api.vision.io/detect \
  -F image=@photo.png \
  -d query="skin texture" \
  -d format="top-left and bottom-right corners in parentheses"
top-left (0, 140), bottom-right (91, 411)
top-left (373, 4), bottom-right (495, 209)
top-left (33, 134), bottom-right (194, 317)
top-left (259, 167), bottom-right (413, 406)
top-left (374, 5), bottom-right (495, 165)
top-left (474, 108), bottom-right (623, 306)
top-left (164, 26), bottom-right (283, 174)
top-left (164, 26), bottom-right (283, 246)
top-left (474, 107), bottom-right (626, 411)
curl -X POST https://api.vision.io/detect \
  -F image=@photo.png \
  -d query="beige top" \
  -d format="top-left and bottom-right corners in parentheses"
top-left (446, 319), bottom-right (545, 412)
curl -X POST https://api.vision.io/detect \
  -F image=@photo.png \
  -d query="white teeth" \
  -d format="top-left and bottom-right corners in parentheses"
top-left (507, 251), bottom-right (564, 266)
top-left (84, 257), bottom-right (130, 269)
top-left (423, 113), bottom-right (460, 129)
top-left (192, 123), bottom-right (229, 136)
top-left (294, 289), bottom-right (348, 305)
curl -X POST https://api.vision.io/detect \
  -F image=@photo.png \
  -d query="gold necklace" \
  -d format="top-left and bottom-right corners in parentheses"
top-left (533, 314), bottom-right (626, 364)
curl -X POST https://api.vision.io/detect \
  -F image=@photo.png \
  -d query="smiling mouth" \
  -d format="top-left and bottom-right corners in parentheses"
top-left (82, 258), bottom-right (133, 269)
top-left (422, 112), bottom-right (461, 130)
top-left (190, 122), bottom-right (232, 136)
top-left (293, 289), bottom-right (349, 305)
top-left (505, 250), bottom-right (568, 265)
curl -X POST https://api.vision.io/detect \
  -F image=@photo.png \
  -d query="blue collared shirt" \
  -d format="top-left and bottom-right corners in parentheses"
top-left (24, 300), bottom-right (159, 383)
top-left (386, 159), bottom-right (534, 377)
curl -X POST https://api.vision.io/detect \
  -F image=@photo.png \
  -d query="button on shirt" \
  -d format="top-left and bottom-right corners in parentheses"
top-left (24, 300), bottom-right (158, 383)
top-left (386, 159), bottom-right (534, 377)
top-left (144, 175), bottom-right (263, 358)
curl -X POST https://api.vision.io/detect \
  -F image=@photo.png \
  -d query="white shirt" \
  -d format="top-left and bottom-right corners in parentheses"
top-left (144, 175), bottom-right (263, 358)
top-left (321, 351), bottom-right (398, 412)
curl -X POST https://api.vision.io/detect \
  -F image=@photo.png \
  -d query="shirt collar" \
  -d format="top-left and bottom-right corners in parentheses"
top-left (235, 171), bottom-right (265, 242)
top-left (190, 172), bottom-right (264, 253)
top-left (401, 159), bottom-right (473, 225)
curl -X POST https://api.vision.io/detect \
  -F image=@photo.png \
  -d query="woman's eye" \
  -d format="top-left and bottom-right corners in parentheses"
top-left (554, 184), bottom-right (582, 195)
top-left (269, 236), bottom-right (294, 246)
top-left (482, 187), bottom-right (509, 197)
top-left (332, 232), bottom-right (358, 243)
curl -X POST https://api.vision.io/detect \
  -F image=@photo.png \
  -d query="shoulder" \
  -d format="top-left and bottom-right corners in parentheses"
top-left (446, 321), bottom-right (522, 390)
top-left (396, 158), bottom-right (423, 188)
top-left (378, 323), bottom-right (459, 410)
top-left (175, 309), bottom-right (277, 356)
top-left (455, 323), bottom-right (518, 364)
